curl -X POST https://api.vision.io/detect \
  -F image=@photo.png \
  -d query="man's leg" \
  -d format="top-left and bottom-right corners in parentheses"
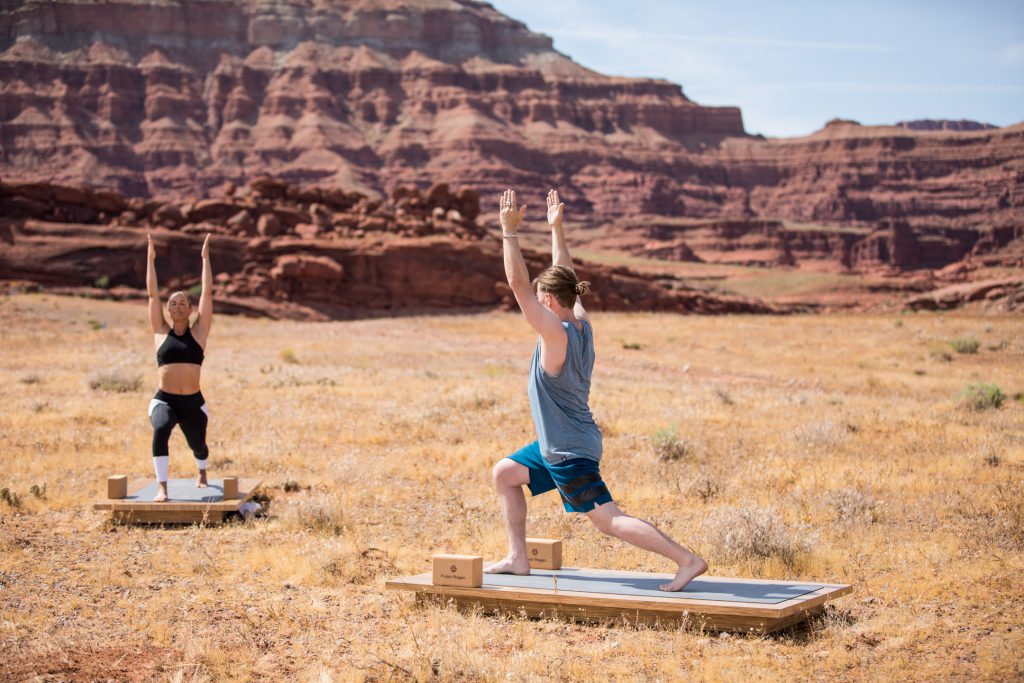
top-left (484, 458), bottom-right (532, 575)
top-left (586, 501), bottom-right (708, 591)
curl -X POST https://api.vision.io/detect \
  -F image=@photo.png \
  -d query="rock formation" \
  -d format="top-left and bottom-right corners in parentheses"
top-left (0, 0), bottom-right (1019, 241)
top-left (0, 178), bottom-right (784, 318)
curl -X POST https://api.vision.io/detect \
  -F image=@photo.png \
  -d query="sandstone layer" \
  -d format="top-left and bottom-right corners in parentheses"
top-left (0, 178), bottom-right (783, 318)
top-left (0, 0), bottom-right (1020, 240)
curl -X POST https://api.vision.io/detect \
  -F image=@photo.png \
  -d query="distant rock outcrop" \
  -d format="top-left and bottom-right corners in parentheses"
top-left (0, 0), bottom-right (1020, 239)
top-left (0, 178), bottom-right (784, 318)
top-left (896, 119), bottom-right (999, 132)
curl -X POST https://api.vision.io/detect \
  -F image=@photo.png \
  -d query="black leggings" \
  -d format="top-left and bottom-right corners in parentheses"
top-left (149, 390), bottom-right (209, 460)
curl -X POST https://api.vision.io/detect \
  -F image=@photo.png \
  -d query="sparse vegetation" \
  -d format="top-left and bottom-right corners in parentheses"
top-left (825, 487), bottom-right (880, 526)
top-left (88, 369), bottom-right (143, 393)
top-left (958, 383), bottom-right (1006, 411)
top-left (949, 337), bottom-right (980, 354)
top-left (280, 348), bottom-right (300, 364)
top-left (702, 505), bottom-right (816, 565)
top-left (1, 295), bottom-right (1021, 681)
top-left (651, 424), bottom-right (692, 461)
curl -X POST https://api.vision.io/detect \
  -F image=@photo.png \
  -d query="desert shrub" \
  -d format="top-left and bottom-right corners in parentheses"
top-left (29, 484), bottom-right (46, 500)
top-left (957, 383), bottom-right (1006, 411)
top-left (280, 349), bottom-right (299, 364)
top-left (686, 472), bottom-right (722, 503)
top-left (714, 387), bottom-right (735, 405)
top-left (702, 505), bottom-right (816, 564)
top-left (285, 494), bottom-right (346, 535)
top-left (86, 318), bottom-right (105, 331)
top-left (187, 283), bottom-right (203, 299)
top-left (652, 425), bottom-right (692, 461)
top-left (19, 374), bottom-right (41, 385)
top-left (321, 546), bottom-right (396, 585)
top-left (94, 275), bottom-right (111, 289)
top-left (949, 337), bottom-right (979, 354)
top-left (88, 369), bottom-right (142, 393)
top-left (795, 418), bottom-right (849, 449)
top-left (0, 488), bottom-right (20, 508)
top-left (825, 487), bottom-right (880, 526)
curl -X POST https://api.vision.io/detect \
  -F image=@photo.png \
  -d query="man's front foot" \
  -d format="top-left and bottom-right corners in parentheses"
top-left (196, 470), bottom-right (208, 488)
top-left (484, 556), bottom-right (531, 575)
top-left (659, 556), bottom-right (708, 592)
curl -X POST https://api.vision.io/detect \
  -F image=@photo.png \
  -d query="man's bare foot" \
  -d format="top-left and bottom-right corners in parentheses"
top-left (196, 471), bottom-right (208, 488)
top-left (484, 556), bottom-right (531, 575)
top-left (659, 555), bottom-right (708, 592)
top-left (153, 482), bottom-right (169, 502)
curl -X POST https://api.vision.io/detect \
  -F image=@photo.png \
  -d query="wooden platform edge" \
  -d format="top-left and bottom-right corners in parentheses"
top-left (93, 478), bottom-right (262, 512)
top-left (385, 571), bottom-right (853, 621)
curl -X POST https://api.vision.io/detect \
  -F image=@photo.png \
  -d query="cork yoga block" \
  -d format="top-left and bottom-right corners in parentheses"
top-left (432, 554), bottom-right (483, 587)
top-left (107, 475), bottom-right (128, 499)
top-left (526, 538), bottom-right (562, 570)
top-left (222, 476), bottom-right (238, 499)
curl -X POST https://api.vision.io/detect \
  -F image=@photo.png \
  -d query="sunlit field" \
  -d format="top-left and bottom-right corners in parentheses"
top-left (1, 293), bottom-right (1022, 681)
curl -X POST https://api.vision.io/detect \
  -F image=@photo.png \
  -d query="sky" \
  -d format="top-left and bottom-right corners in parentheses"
top-left (489, 0), bottom-right (1024, 138)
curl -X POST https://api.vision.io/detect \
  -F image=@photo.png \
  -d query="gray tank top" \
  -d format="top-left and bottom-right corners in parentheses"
top-left (528, 319), bottom-right (602, 464)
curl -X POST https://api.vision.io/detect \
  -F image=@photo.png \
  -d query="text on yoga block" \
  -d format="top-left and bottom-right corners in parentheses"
top-left (526, 538), bottom-right (562, 569)
top-left (432, 554), bottom-right (483, 587)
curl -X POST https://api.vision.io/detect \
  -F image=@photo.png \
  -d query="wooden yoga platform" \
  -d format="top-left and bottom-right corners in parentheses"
top-left (386, 566), bottom-right (853, 633)
top-left (93, 477), bottom-right (261, 524)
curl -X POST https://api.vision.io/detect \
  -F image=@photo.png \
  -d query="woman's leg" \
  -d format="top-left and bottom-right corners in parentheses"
top-left (178, 398), bottom-right (210, 488)
top-left (586, 501), bottom-right (708, 591)
top-left (148, 399), bottom-right (176, 502)
top-left (485, 458), bottom-right (532, 575)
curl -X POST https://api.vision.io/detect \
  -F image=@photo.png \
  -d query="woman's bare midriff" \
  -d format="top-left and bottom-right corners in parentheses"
top-left (158, 363), bottom-right (202, 394)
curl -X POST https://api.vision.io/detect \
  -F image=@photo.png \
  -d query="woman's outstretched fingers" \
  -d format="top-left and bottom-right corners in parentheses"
top-left (201, 233), bottom-right (211, 258)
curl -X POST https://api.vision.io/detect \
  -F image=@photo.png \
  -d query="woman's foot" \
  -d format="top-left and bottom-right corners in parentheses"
top-left (659, 555), bottom-right (708, 592)
top-left (196, 470), bottom-right (208, 488)
top-left (484, 556), bottom-right (531, 575)
top-left (153, 482), bottom-right (169, 502)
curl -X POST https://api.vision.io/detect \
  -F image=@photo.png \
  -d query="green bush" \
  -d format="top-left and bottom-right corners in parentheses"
top-left (949, 337), bottom-right (980, 354)
top-left (958, 383), bottom-right (1006, 411)
top-left (652, 425), bottom-right (691, 461)
top-left (93, 275), bottom-right (111, 289)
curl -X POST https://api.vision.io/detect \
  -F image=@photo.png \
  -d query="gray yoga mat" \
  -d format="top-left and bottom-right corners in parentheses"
top-left (124, 479), bottom-right (230, 503)
top-left (483, 568), bottom-right (825, 604)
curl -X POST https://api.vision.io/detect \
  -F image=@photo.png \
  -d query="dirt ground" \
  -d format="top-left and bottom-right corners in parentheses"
top-left (1, 293), bottom-right (1021, 681)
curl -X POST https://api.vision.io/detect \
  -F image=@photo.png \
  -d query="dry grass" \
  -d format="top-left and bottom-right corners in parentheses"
top-left (1, 293), bottom-right (1022, 681)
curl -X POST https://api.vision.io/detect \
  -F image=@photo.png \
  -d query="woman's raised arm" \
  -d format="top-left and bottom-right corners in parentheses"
top-left (147, 234), bottom-right (168, 334)
top-left (193, 234), bottom-right (213, 345)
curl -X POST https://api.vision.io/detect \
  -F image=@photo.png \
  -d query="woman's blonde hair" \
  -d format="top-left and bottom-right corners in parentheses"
top-left (532, 265), bottom-right (591, 308)
top-left (168, 290), bottom-right (192, 307)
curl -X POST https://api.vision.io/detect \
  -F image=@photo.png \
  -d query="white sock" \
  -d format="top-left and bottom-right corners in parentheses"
top-left (195, 458), bottom-right (208, 472)
top-left (153, 456), bottom-right (169, 483)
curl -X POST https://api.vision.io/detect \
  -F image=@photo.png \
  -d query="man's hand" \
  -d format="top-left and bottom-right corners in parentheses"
top-left (499, 189), bottom-right (526, 235)
top-left (201, 233), bottom-right (211, 259)
top-left (147, 233), bottom-right (156, 262)
top-left (546, 189), bottom-right (564, 229)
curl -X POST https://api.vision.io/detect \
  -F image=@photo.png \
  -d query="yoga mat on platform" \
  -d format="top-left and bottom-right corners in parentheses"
top-left (483, 568), bottom-right (826, 604)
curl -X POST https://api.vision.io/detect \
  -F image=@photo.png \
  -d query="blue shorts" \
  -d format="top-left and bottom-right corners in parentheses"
top-left (507, 441), bottom-right (613, 513)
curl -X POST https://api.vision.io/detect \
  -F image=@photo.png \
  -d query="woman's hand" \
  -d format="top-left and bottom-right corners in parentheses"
top-left (201, 233), bottom-right (210, 260)
top-left (546, 189), bottom-right (564, 230)
top-left (499, 189), bottom-right (525, 235)
top-left (147, 233), bottom-right (156, 262)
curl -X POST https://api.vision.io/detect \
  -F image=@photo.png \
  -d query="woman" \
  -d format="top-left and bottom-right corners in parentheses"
top-left (487, 189), bottom-right (708, 592)
top-left (146, 233), bottom-right (213, 502)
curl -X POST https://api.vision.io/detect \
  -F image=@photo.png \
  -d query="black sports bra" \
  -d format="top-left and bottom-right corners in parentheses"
top-left (156, 327), bottom-right (204, 367)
